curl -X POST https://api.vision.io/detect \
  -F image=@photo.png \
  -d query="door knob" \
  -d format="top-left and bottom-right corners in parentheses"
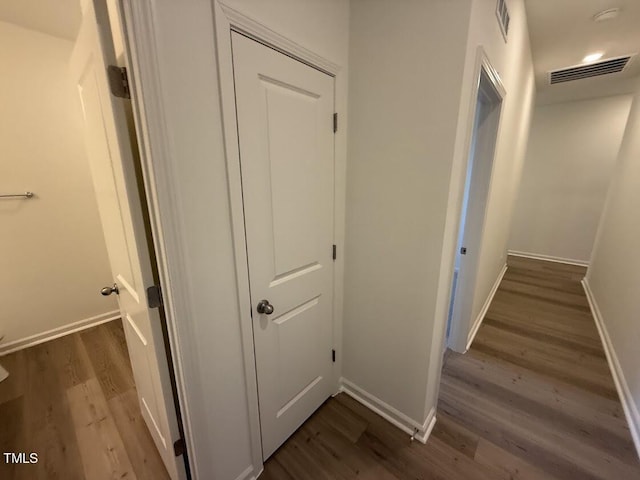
top-left (101, 284), bottom-right (119, 296)
top-left (256, 299), bottom-right (274, 315)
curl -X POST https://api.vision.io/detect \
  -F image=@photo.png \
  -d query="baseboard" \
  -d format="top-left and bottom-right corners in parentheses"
top-left (339, 377), bottom-right (436, 444)
top-left (582, 278), bottom-right (640, 459)
top-left (507, 250), bottom-right (589, 267)
top-left (0, 310), bottom-right (120, 356)
top-left (466, 263), bottom-right (507, 351)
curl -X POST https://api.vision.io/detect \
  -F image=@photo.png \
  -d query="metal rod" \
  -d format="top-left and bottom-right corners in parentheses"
top-left (0, 192), bottom-right (34, 199)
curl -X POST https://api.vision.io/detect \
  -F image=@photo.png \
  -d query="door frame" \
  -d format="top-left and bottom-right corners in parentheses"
top-left (212, 1), bottom-right (347, 468)
top-left (116, 1), bottom-right (198, 477)
top-left (118, 0), bottom-right (347, 476)
top-left (446, 47), bottom-right (506, 353)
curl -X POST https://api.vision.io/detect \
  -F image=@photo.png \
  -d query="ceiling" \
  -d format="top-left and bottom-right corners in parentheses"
top-left (524, 0), bottom-right (640, 96)
top-left (0, 0), bottom-right (81, 41)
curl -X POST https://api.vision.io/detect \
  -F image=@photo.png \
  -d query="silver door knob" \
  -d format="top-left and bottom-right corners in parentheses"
top-left (101, 284), bottom-right (119, 296)
top-left (256, 299), bottom-right (274, 315)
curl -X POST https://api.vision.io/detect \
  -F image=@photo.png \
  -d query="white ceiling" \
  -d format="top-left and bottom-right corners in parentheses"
top-left (0, 0), bottom-right (81, 41)
top-left (524, 0), bottom-right (640, 95)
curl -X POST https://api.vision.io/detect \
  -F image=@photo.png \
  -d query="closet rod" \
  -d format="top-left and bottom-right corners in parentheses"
top-left (0, 192), bottom-right (35, 199)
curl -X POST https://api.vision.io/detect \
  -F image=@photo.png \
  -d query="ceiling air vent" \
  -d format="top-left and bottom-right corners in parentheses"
top-left (495, 0), bottom-right (510, 41)
top-left (549, 56), bottom-right (632, 84)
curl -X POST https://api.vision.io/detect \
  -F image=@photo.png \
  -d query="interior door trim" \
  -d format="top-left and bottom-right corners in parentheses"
top-left (219, 3), bottom-right (341, 77)
top-left (213, 0), bottom-right (347, 474)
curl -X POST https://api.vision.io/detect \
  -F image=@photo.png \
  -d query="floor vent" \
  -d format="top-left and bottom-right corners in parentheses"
top-left (549, 56), bottom-right (632, 84)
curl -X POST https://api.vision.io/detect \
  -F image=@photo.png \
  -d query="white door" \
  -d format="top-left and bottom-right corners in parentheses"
top-left (70, 1), bottom-right (184, 478)
top-left (232, 32), bottom-right (335, 459)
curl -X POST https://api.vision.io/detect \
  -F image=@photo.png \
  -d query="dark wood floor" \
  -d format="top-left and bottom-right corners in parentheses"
top-left (261, 255), bottom-right (640, 480)
top-left (0, 320), bottom-right (169, 480)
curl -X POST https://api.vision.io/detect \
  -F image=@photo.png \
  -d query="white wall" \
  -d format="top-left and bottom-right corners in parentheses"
top-left (344, 0), bottom-right (535, 429)
top-left (124, 1), bottom-right (349, 478)
top-left (509, 95), bottom-right (632, 264)
top-left (0, 21), bottom-right (116, 350)
top-left (344, 0), bottom-right (473, 425)
top-left (586, 79), bottom-right (640, 455)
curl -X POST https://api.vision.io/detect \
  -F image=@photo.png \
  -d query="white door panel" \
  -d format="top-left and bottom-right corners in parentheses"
top-left (70, 1), bottom-right (183, 478)
top-left (232, 32), bottom-right (335, 460)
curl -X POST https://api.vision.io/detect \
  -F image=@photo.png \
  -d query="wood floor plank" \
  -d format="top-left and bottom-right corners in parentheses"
top-left (0, 321), bottom-right (170, 480)
top-left (104, 319), bottom-right (131, 366)
top-left (474, 438), bottom-right (561, 480)
top-left (80, 323), bottom-right (135, 400)
top-left (0, 349), bottom-right (25, 405)
top-left (414, 435), bottom-right (502, 480)
top-left (107, 388), bottom-right (170, 480)
top-left (0, 396), bottom-right (25, 480)
top-left (504, 267), bottom-right (586, 294)
top-left (506, 256), bottom-right (586, 280)
top-left (444, 350), bottom-right (629, 436)
top-left (272, 433), bottom-right (338, 480)
top-left (22, 343), bottom-right (85, 480)
top-left (440, 367), bottom-right (637, 466)
top-left (430, 409), bottom-right (480, 460)
top-left (317, 396), bottom-right (368, 443)
top-left (260, 458), bottom-right (296, 480)
top-left (491, 290), bottom-right (594, 323)
top-left (47, 333), bottom-right (93, 389)
top-left (498, 278), bottom-right (591, 311)
top-left (482, 316), bottom-right (605, 358)
top-left (67, 378), bottom-right (137, 480)
top-left (473, 323), bottom-right (617, 399)
top-left (302, 410), bottom-right (400, 479)
top-left (438, 380), bottom-right (638, 480)
top-left (483, 307), bottom-right (603, 353)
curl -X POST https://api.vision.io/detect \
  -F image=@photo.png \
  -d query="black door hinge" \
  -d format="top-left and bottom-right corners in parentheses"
top-left (173, 438), bottom-right (186, 457)
top-left (332, 244), bottom-right (337, 261)
top-left (460, 247), bottom-right (467, 255)
top-left (147, 285), bottom-right (163, 309)
top-left (333, 113), bottom-right (338, 133)
top-left (107, 65), bottom-right (131, 99)
top-left (332, 349), bottom-right (336, 363)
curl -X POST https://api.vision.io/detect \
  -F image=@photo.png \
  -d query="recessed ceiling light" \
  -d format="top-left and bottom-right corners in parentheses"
top-left (593, 8), bottom-right (620, 22)
top-left (583, 52), bottom-right (604, 63)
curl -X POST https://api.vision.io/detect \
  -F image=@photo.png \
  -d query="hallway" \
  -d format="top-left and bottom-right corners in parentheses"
top-left (261, 256), bottom-right (640, 479)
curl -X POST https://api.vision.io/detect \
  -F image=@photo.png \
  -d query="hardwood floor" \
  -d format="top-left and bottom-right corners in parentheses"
top-left (261, 255), bottom-right (640, 479)
top-left (0, 320), bottom-right (169, 480)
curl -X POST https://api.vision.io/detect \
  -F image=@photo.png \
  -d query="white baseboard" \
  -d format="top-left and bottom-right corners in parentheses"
top-left (339, 377), bottom-right (436, 444)
top-left (582, 279), bottom-right (640, 459)
top-left (466, 263), bottom-right (507, 351)
top-left (0, 310), bottom-right (120, 356)
top-left (507, 250), bottom-right (589, 267)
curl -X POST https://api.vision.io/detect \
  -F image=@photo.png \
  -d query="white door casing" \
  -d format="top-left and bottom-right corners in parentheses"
top-left (70, 1), bottom-right (184, 478)
top-left (231, 32), bottom-right (336, 460)
top-left (448, 50), bottom-right (505, 353)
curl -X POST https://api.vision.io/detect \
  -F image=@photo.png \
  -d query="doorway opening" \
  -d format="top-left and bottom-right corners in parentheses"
top-left (446, 52), bottom-right (505, 353)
